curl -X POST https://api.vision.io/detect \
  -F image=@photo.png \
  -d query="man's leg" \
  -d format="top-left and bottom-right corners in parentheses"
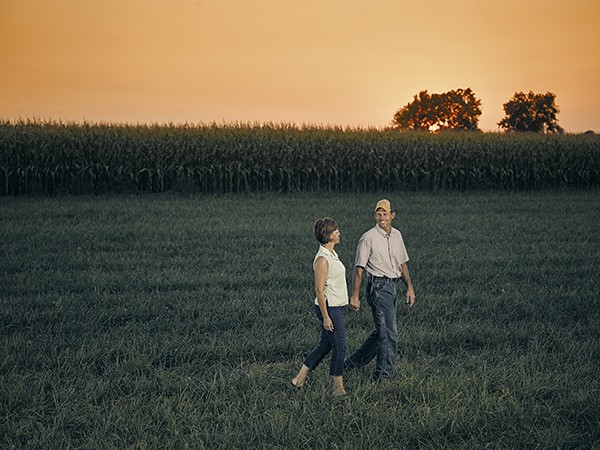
top-left (345, 282), bottom-right (379, 369)
top-left (372, 281), bottom-right (398, 379)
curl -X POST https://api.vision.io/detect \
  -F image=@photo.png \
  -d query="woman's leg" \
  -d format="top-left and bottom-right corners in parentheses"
top-left (291, 364), bottom-right (310, 388)
top-left (327, 306), bottom-right (347, 395)
top-left (292, 306), bottom-right (332, 386)
top-left (332, 376), bottom-right (346, 396)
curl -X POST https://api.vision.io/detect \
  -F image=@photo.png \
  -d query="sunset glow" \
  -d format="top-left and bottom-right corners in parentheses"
top-left (1, 0), bottom-right (599, 132)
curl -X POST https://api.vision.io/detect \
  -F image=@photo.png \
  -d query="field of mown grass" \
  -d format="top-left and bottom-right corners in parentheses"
top-left (1, 191), bottom-right (599, 449)
top-left (2, 120), bottom-right (599, 195)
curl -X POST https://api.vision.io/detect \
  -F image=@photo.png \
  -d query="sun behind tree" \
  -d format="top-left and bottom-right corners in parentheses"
top-left (391, 88), bottom-right (482, 132)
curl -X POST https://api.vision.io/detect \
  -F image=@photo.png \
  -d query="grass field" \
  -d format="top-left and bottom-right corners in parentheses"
top-left (1, 191), bottom-right (599, 449)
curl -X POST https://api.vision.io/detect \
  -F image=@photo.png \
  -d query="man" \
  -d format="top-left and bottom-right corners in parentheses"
top-left (345, 198), bottom-right (415, 380)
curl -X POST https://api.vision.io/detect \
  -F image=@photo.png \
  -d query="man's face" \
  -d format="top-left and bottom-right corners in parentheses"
top-left (375, 209), bottom-right (395, 230)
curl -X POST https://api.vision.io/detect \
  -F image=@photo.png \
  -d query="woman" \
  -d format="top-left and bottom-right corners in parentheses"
top-left (291, 217), bottom-right (349, 396)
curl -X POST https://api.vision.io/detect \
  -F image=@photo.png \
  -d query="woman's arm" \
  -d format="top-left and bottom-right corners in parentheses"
top-left (314, 256), bottom-right (333, 331)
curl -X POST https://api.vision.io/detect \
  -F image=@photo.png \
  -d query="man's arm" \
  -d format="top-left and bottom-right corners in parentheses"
top-left (401, 262), bottom-right (415, 308)
top-left (349, 266), bottom-right (364, 312)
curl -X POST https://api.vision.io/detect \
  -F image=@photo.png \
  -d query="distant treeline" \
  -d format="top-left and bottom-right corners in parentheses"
top-left (1, 120), bottom-right (599, 195)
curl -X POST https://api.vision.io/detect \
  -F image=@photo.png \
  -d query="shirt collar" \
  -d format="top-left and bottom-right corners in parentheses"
top-left (320, 245), bottom-right (338, 258)
top-left (374, 225), bottom-right (392, 238)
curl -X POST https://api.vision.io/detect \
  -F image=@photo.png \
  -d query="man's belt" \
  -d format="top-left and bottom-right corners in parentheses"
top-left (367, 274), bottom-right (400, 283)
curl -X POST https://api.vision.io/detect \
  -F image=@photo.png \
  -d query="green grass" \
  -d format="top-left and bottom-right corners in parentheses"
top-left (1, 191), bottom-right (599, 449)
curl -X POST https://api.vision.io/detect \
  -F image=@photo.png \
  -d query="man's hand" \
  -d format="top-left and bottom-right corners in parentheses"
top-left (349, 294), bottom-right (361, 312)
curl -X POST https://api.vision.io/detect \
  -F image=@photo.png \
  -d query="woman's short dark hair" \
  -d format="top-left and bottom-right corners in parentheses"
top-left (314, 217), bottom-right (338, 244)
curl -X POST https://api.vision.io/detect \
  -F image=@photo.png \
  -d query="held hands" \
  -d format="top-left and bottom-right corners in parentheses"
top-left (349, 295), bottom-right (360, 312)
top-left (323, 316), bottom-right (334, 332)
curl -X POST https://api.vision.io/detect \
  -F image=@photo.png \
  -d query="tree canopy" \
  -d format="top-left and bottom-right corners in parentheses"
top-left (392, 88), bottom-right (482, 132)
top-left (498, 91), bottom-right (563, 133)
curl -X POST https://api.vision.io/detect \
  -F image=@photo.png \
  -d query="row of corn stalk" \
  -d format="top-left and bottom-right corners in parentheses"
top-left (1, 120), bottom-right (599, 195)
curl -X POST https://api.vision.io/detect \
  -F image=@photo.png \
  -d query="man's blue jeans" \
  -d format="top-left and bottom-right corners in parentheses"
top-left (346, 279), bottom-right (398, 378)
top-left (303, 305), bottom-right (346, 376)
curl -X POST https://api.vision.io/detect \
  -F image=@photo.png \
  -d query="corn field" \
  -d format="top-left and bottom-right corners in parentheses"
top-left (1, 119), bottom-right (599, 195)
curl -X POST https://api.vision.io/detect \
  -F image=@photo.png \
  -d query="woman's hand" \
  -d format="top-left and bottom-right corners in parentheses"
top-left (322, 316), bottom-right (334, 332)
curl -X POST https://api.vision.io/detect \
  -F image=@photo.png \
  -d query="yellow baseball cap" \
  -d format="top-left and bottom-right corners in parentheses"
top-left (375, 199), bottom-right (392, 212)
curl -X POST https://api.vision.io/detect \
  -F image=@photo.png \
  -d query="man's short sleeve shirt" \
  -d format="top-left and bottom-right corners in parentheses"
top-left (354, 226), bottom-right (409, 279)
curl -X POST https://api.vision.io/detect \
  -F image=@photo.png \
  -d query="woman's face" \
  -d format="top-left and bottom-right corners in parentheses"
top-left (329, 228), bottom-right (341, 244)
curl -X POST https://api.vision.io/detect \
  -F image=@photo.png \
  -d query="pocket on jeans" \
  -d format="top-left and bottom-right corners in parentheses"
top-left (374, 283), bottom-right (395, 303)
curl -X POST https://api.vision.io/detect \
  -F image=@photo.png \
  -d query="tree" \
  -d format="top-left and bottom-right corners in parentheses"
top-left (392, 90), bottom-right (436, 131)
top-left (437, 88), bottom-right (482, 131)
top-left (498, 91), bottom-right (564, 133)
top-left (392, 88), bottom-right (482, 132)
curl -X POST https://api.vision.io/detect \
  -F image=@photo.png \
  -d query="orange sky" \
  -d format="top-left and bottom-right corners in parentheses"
top-left (1, 0), bottom-right (599, 132)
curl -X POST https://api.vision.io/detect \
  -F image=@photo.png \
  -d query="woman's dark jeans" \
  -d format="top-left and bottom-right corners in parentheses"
top-left (303, 305), bottom-right (347, 376)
